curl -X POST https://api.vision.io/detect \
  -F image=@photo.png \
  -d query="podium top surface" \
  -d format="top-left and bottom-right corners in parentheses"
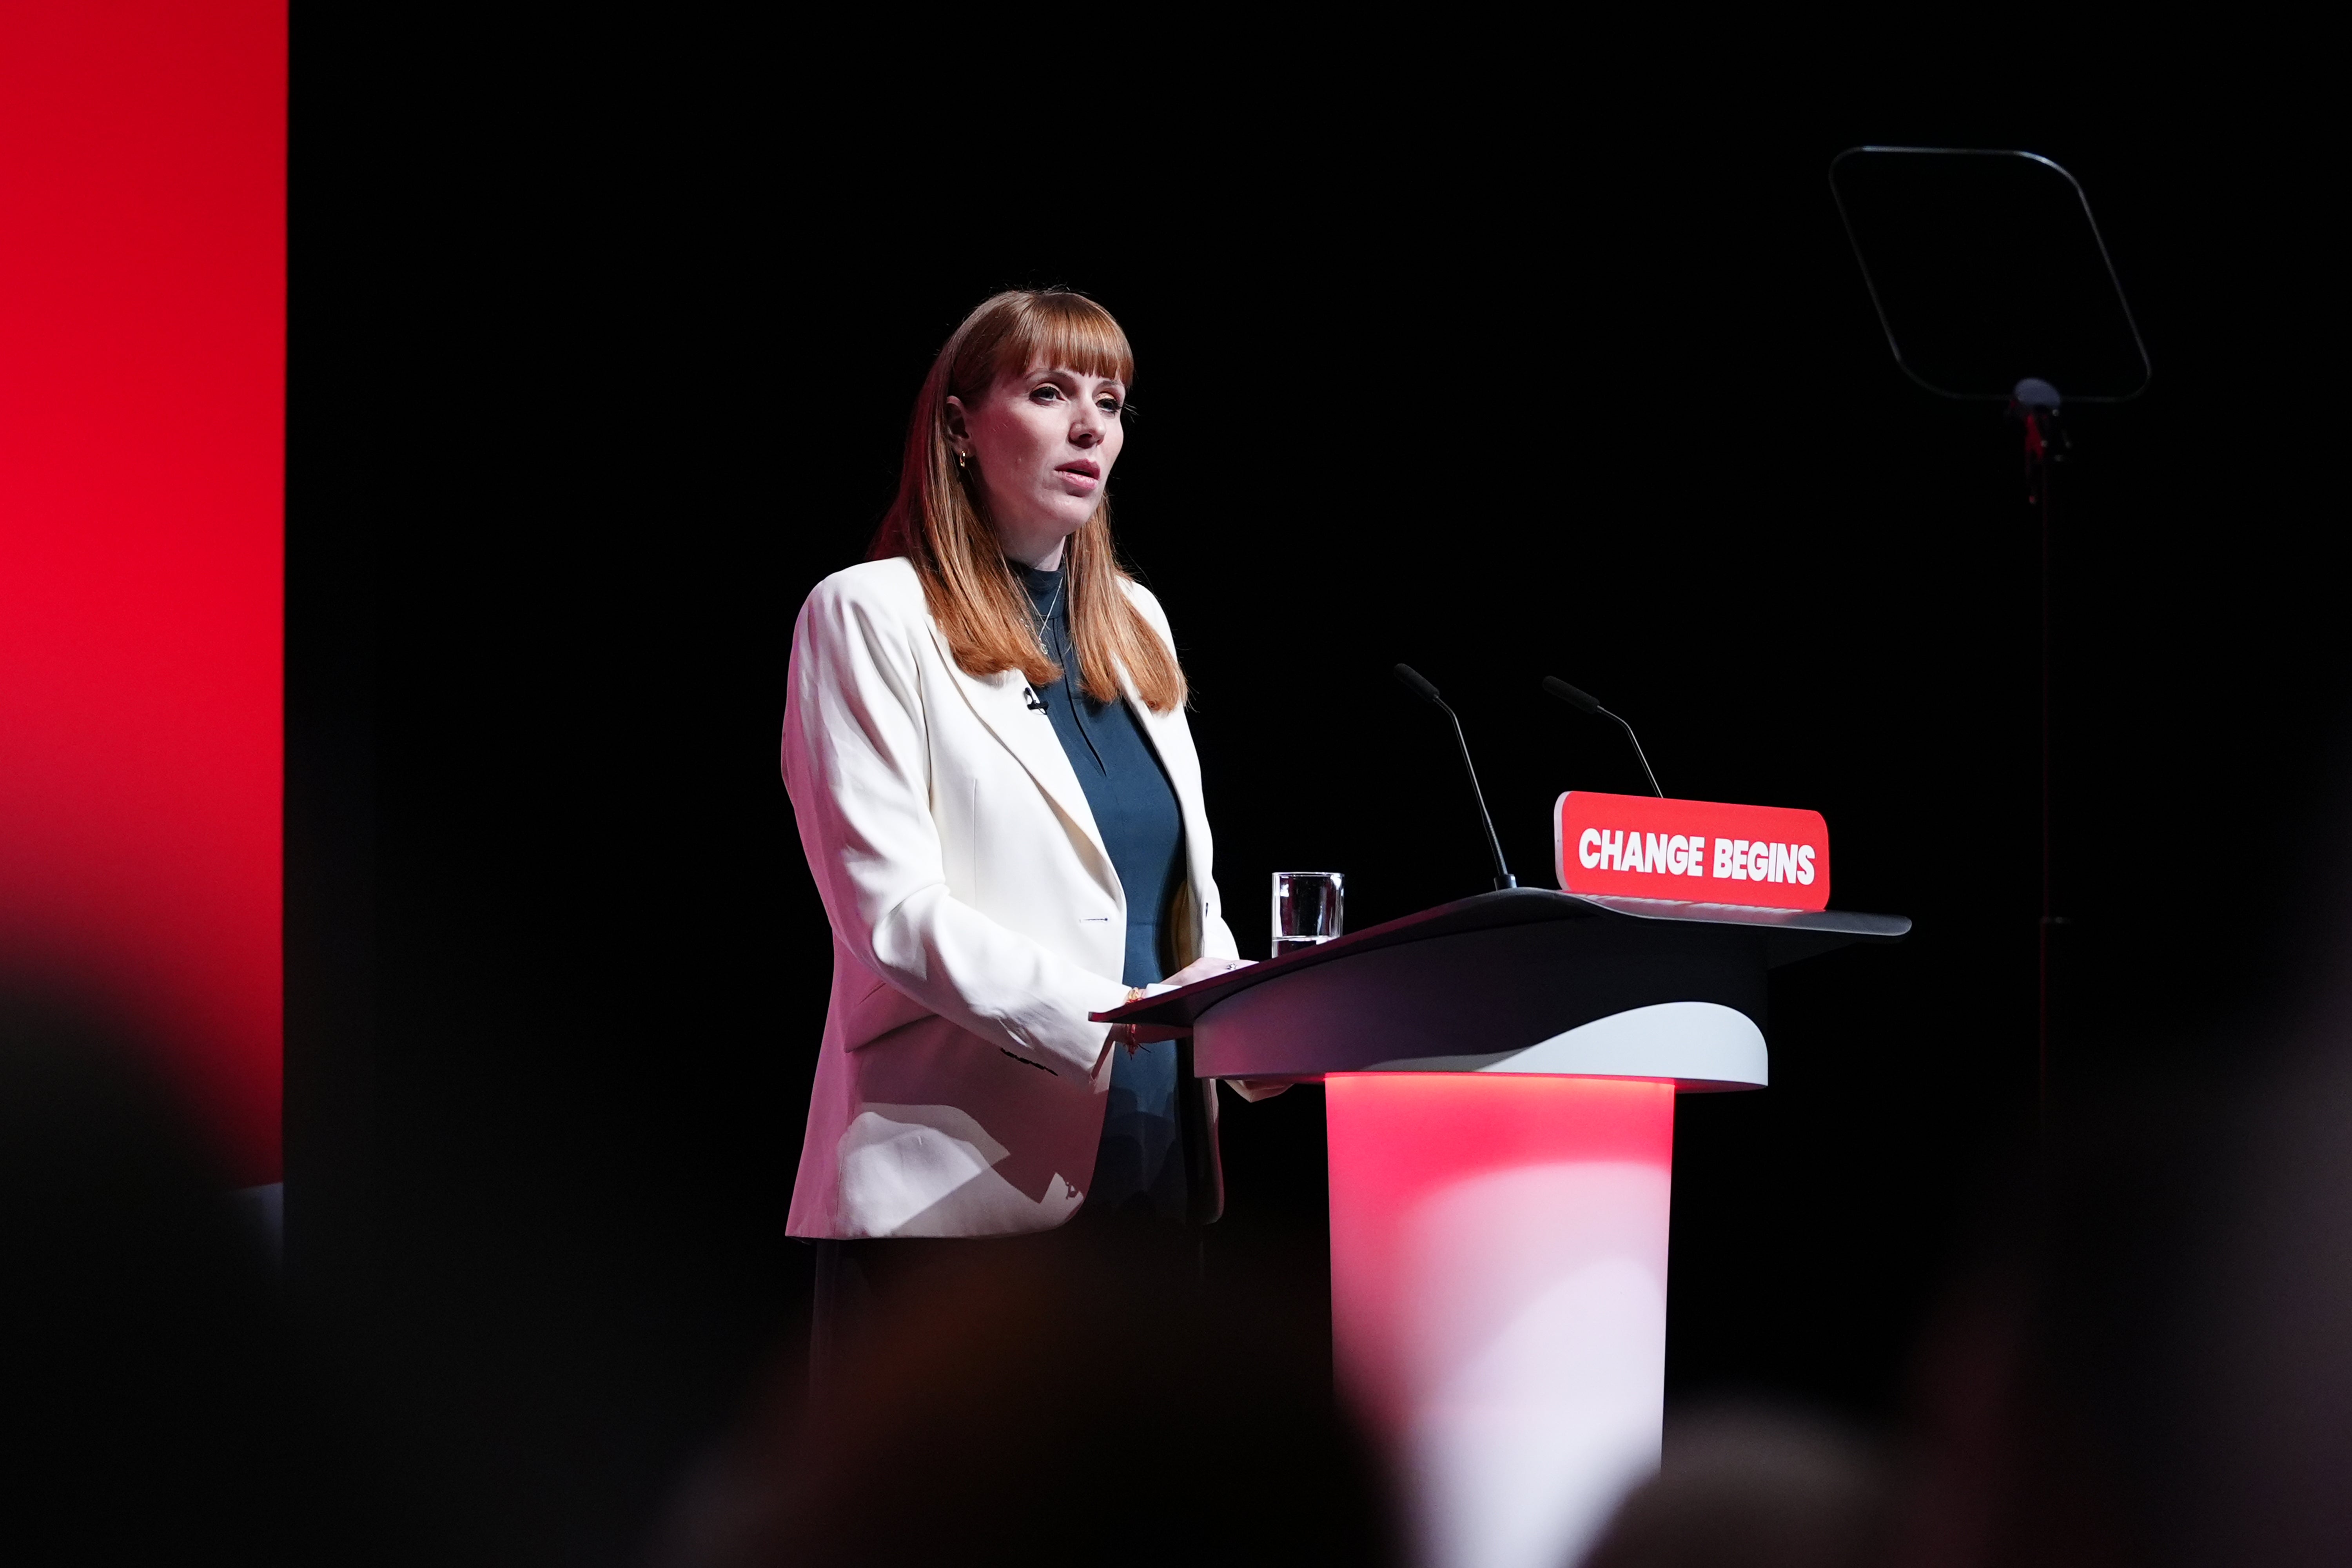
top-left (1097, 887), bottom-right (1909, 1030)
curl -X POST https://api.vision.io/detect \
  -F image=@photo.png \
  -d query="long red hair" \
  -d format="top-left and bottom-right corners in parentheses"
top-left (868, 290), bottom-right (1186, 713)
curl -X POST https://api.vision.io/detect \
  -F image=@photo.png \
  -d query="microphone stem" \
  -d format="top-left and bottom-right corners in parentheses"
top-left (1605, 710), bottom-right (1664, 797)
top-left (1439, 701), bottom-right (1517, 891)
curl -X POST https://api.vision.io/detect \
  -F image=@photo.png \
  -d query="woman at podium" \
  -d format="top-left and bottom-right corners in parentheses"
top-left (779, 289), bottom-right (1244, 1249)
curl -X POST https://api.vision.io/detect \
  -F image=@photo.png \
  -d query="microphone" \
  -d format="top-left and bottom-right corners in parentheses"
top-left (1393, 664), bottom-right (1518, 891)
top-left (1543, 676), bottom-right (1664, 797)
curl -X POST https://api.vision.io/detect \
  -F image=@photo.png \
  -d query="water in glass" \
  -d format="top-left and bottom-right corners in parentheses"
top-left (1272, 871), bottom-right (1345, 956)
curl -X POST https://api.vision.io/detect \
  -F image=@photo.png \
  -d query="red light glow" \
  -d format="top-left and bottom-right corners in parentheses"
top-left (0, 4), bottom-right (287, 1181)
top-left (1327, 1072), bottom-right (1676, 1568)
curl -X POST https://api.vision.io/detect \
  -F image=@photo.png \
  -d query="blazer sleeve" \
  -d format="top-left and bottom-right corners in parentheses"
top-left (781, 575), bottom-right (1131, 1078)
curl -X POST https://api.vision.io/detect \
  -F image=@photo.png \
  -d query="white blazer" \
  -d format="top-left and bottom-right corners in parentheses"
top-left (780, 557), bottom-right (1240, 1239)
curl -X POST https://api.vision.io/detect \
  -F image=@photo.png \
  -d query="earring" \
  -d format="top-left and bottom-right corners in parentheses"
top-left (956, 450), bottom-right (969, 471)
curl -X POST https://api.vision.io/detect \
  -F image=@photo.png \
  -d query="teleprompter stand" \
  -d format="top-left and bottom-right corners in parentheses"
top-left (1830, 145), bottom-right (2147, 1116)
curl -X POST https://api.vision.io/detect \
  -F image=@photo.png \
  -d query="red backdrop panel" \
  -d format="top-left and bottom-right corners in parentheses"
top-left (0, 4), bottom-right (288, 1182)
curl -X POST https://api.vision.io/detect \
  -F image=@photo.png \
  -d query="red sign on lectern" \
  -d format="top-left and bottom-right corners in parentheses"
top-left (1553, 791), bottom-right (1832, 911)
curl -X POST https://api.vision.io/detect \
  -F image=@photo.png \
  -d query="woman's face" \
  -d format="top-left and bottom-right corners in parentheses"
top-left (946, 363), bottom-right (1126, 569)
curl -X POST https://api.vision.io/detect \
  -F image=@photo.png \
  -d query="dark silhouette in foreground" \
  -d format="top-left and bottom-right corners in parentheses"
top-left (657, 1220), bottom-right (1401, 1567)
top-left (0, 984), bottom-right (367, 1566)
top-left (1583, 1408), bottom-right (1888, 1568)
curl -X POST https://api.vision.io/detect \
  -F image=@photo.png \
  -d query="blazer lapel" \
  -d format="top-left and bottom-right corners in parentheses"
top-left (1127, 685), bottom-right (1215, 935)
top-left (926, 623), bottom-right (1114, 883)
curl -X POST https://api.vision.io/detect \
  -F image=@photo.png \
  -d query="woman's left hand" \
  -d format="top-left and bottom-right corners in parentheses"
top-left (1156, 955), bottom-right (1255, 993)
top-left (1120, 956), bottom-right (1255, 1046)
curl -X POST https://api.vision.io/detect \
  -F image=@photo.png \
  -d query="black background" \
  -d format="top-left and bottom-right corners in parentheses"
top-left (285, 34), bottom-right (2345, 1568)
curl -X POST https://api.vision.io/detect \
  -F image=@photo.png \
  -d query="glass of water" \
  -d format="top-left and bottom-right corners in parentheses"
top-left (1271, 871), bottom-right (1345, 956)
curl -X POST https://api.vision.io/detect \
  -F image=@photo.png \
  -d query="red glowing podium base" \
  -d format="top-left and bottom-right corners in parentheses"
top-left (1329, 1073), bottom-right (1675, 1568)
top-left (1102, 888), bottom-right (1906, 1568)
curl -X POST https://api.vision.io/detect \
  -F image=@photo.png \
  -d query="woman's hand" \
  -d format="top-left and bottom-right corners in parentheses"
top-left (1104, 956), bottom-right (1256, 1053)
top-left (1156, 955), bottom-right (1254, 993)
top-left (1146, 960), bottom-right (1291, 1096)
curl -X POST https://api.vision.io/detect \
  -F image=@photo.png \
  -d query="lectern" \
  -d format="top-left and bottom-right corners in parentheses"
top-left (1102, 887), bottom-right (1908, 1568)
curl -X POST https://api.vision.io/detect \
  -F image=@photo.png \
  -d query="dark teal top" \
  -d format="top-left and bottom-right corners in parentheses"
top-left (1014, 561), bottom-right (1190, 1220)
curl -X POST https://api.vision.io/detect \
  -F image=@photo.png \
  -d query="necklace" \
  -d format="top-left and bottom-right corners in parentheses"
top-left (1025, 570), bottom-right (1067, 656)
top-left (1018, 567), bottom-right (1068, 716)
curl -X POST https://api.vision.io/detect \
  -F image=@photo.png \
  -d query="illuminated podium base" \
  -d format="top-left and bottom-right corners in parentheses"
top-left (1106, 889), bottom-right (1905, 1568)
top-left (1328, 1072), bottom-right (1675, 1568)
